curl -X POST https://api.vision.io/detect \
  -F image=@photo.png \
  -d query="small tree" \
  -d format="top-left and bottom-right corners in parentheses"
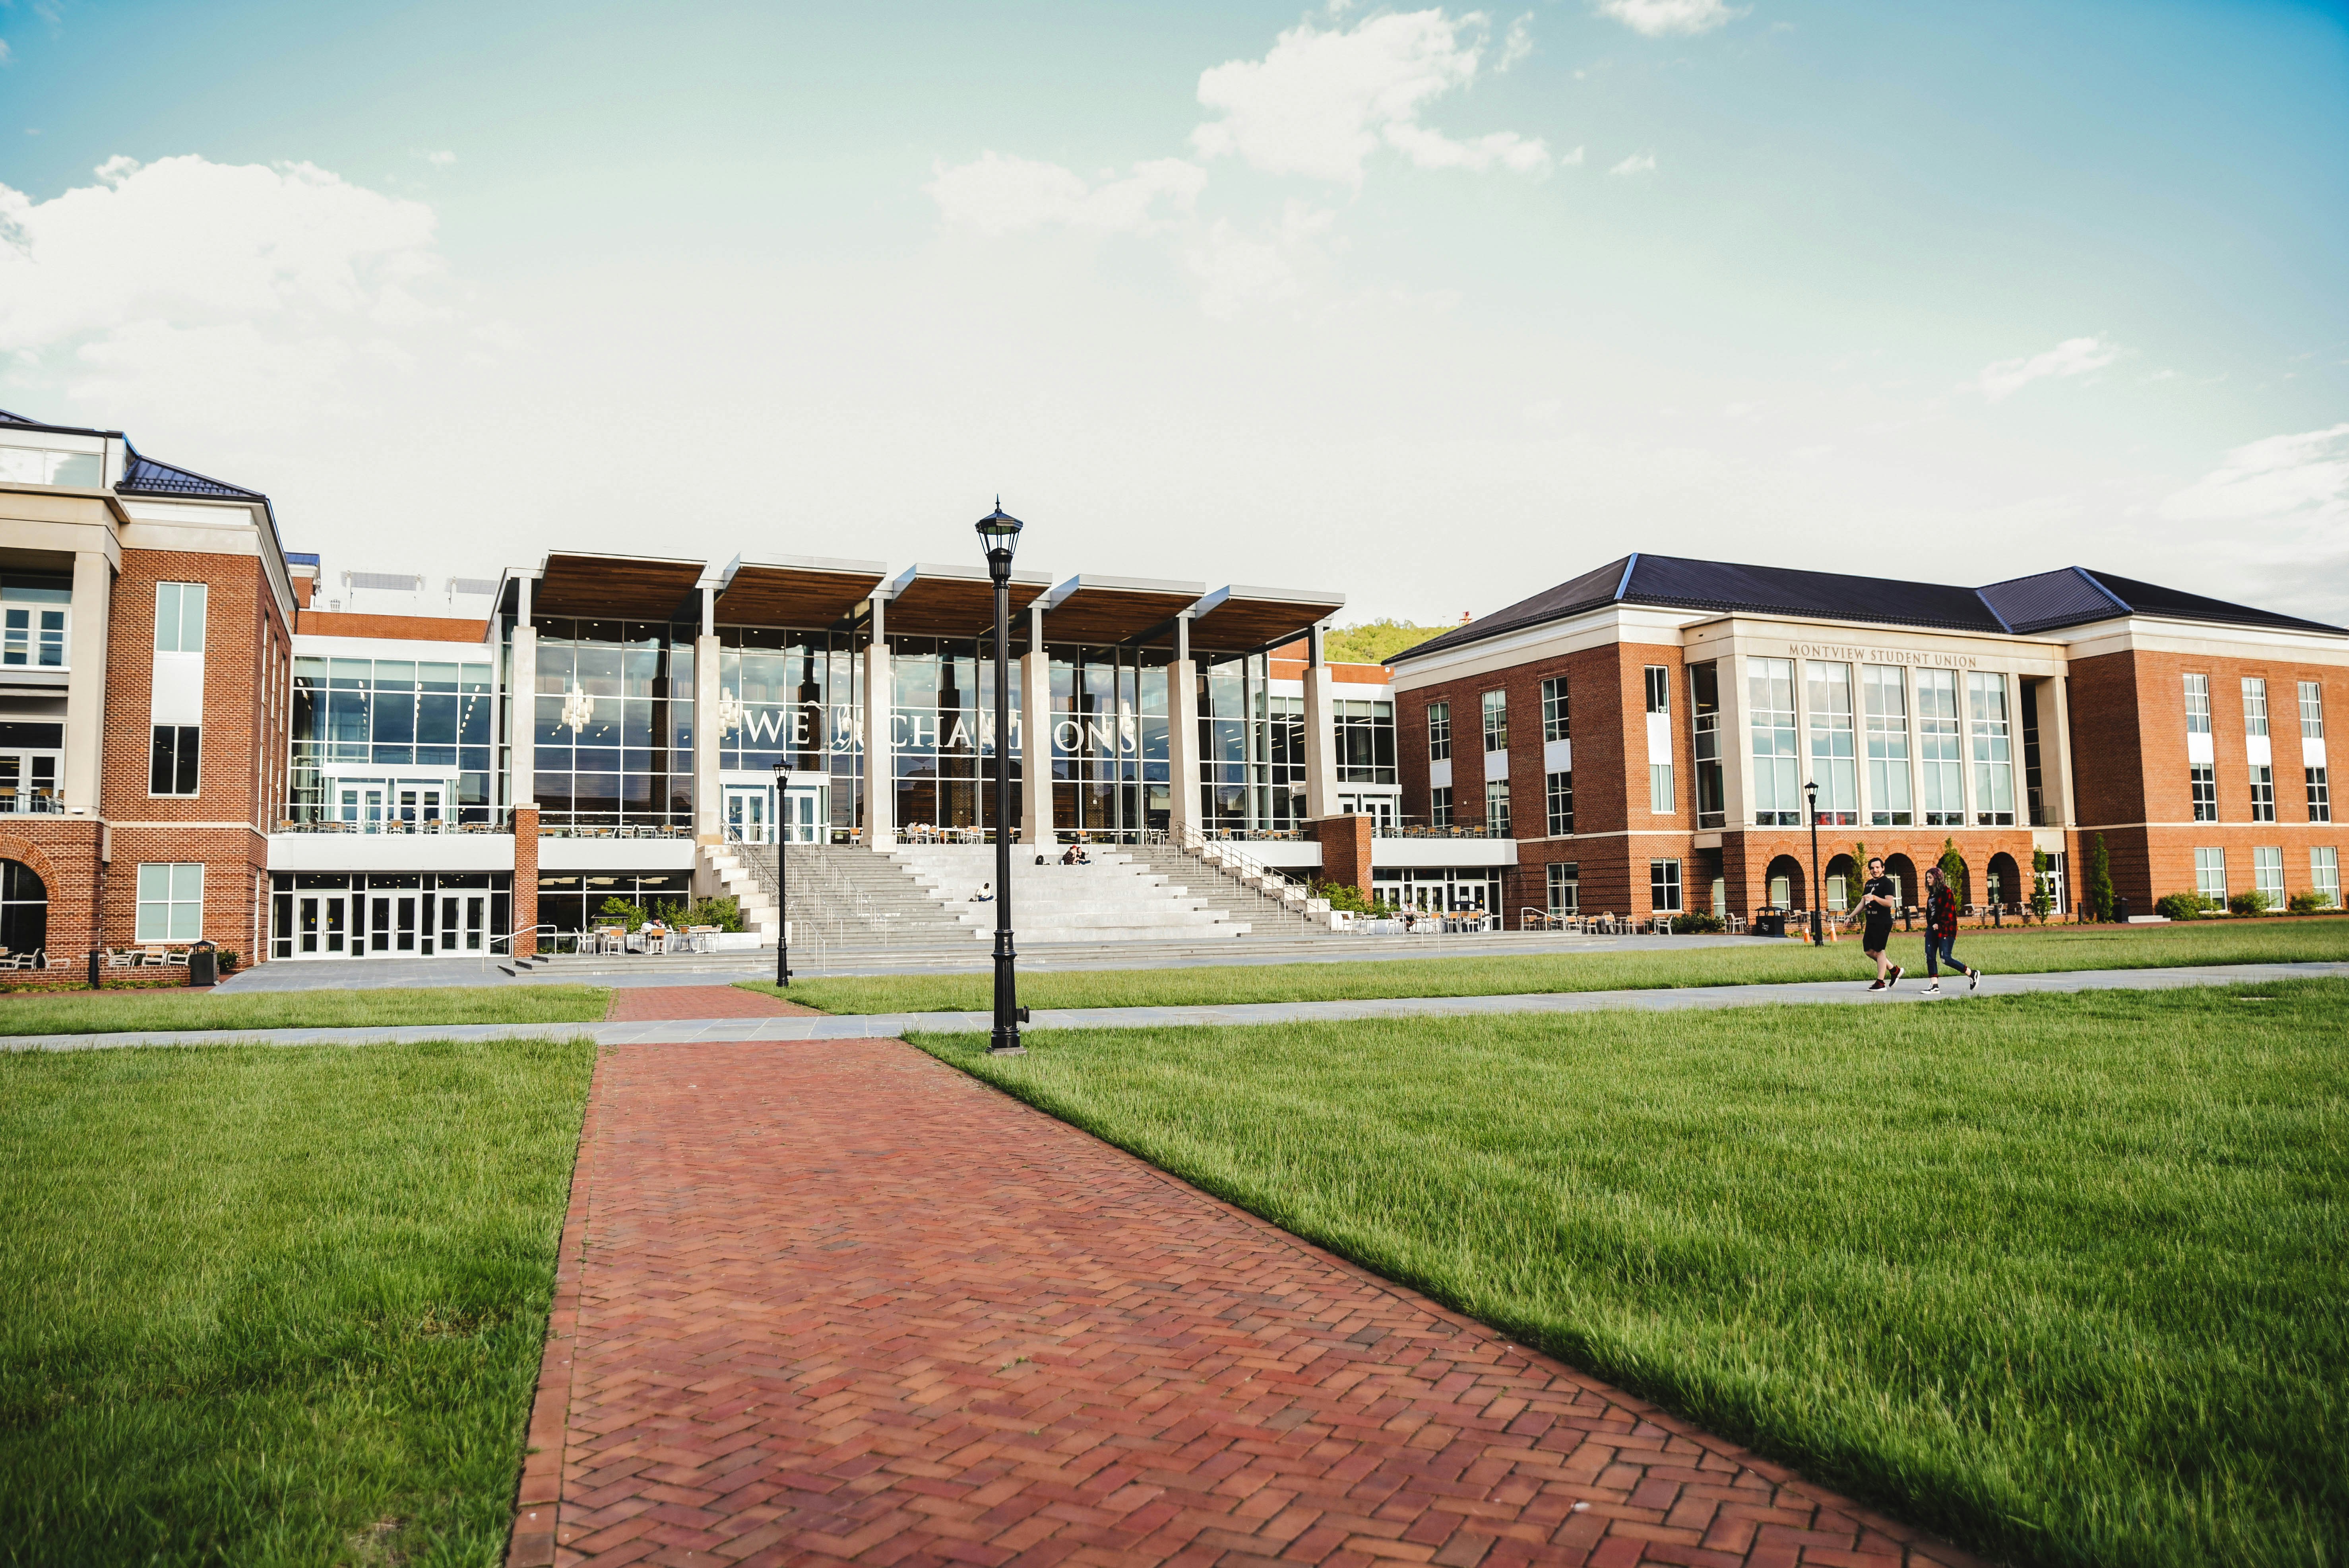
top-left (595, 895), bottom-right (640, 923)
top-left (2084, 833), bottom-right (2114, 922)
top-left (1938, 839), bottom-right (1967, 907)
top-left (2029, 847), bottom-right (2053, 923)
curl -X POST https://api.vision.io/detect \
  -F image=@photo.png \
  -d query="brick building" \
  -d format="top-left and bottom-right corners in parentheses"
top-left (1388, 554), bottom-right (2347, 924)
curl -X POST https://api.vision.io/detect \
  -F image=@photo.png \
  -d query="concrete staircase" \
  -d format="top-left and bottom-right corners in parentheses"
top-left (890, 845), bottom-right (1252, 943)
top-left (1127, 842), bottom-right (1349, 939)
top-left (699, 839), bottom-right (781, 944)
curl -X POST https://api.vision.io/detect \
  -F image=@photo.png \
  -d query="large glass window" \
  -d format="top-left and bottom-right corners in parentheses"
top-left (719, 626), bottom-right (860, 837)
top-left (534, 622), bottom-right (694, 830)
top-left (1917, 669), bottom-right (1965, 826)
top-left (2253, 845), bottom-right (2284, 906)
top-left (1, 576), bottom-right (68, 669)
top-left (1863, 665), bottom-right (1911, 826)
top-left (1547, 861), bottom-right (1579, 915)
top-left (2195, 846), bottom-right (2226, 901)
top-left (1546, 770), bottom-right (1573, 836)
top-left (1426, 701), bottom-right (1450, 760)
top-left (1650, 857), bottom-right (1682, 913)
top-left (1484, 778), bottom-right (1511, 837)
top-left (1968, 673), bottom-right (2015, 826)
top-left (1806, 661), bottom-right (1858, 826)
top-left (1196, 651), bottom-right (1292, 837)
top-left (1430, 786), bottom-right (1452, 829)
top-left (2300, 680), bottom-right (2326, 739)
top-left (1482, 689), bottom-right (1508, 752)
top-left (149, 726), bottom-right (199, 795)
top-left (0, 443), bottom-right (102, 487)
top-left (2312, 847), bottom-right (2340, 908)
top-left (1748, 657), bottom-right (1800, 826)
top-left (886, 634), bottom-right (1035, 837)
top-left (1335, 699), bottom-right (1396, 783)
top-left (155, 581), bottom-right (207, 653)
top-left (292, 655), bottom-right (498, 822)
top-left (1541, 678), bottom-right (1568, 742)
top-left (2183, 673), bottom-right (2210, 735)
top-left (1689, 662), bottom-right (1723, 829)
top-left (135, 862), bottom-right (203, 942)
top-left (2243, 677), bottom-right (2269, 738)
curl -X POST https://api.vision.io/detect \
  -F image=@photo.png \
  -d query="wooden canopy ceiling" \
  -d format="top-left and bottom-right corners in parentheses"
top-left (1188, 584), bottom-right (1347, 653)
top-left (1041, 576), bottom-right (1207, 647)
top-left (884, 563), bottom-right (1054, 638)
top-left (534, 552), bottom-right (706, 620)
top-left (715, 555), bottom-right (887, 628)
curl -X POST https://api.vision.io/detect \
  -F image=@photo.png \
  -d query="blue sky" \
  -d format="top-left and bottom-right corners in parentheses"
top-left (2, 0), bottom-right (2345, 621)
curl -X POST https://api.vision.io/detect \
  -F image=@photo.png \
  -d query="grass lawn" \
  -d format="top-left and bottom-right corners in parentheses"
top-left (0, 984), bottom-right (611, 1036)
top-left (755, 915), bottom-right (2349, 1014)
top-left (915, 980), bottom-right (2349, 1568)
top-left (0, 1038), bottom-right (597, 1565)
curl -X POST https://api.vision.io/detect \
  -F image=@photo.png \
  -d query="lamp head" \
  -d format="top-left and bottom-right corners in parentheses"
top-left (973, 498), bottom-right (1024, 562)
top-left (1804, 779), bottom-right (1818, 804)
top-left (771, 759), bottom-right (789, 781)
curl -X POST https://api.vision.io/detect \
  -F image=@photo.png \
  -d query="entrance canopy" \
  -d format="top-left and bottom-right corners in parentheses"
top-left (715, 553), bottom-right (887, 629)
top-left (536, 551), bottom-right (705, 620)
top-left (1189, 584), bottom-right (1347, 654)
top-left (1041, 574), bottom-right (1207, 647)
top-left (883, 562), bottom-right (1054, 638)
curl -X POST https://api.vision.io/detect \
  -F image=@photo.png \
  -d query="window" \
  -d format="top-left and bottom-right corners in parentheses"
top-left (1546, 770), bottom-right (1574, 836)
top-left (1645, 665), bottom-right (1670, 715)
top-left (2183, 673), bottom-right (2210, 735)
top-left (1335, 699), bottom-right (1397, 784)
top-left (1689, 662), bottom-right (1724, 828)
top-left (2310, 767), bottom-right (2332, 823)
top-left (2312, 847), bottom-right (2341, 909)
top-left (135, 862), bottom-right (204, 942)
top-left (2250, 765), bottom-right (2275, 823)
top-left (1863, 665), bottom-right (1911, 826)
top-left (1806, 661), bottom-right (1858, 826)
top-left (1547, 861), bottom-right (1580, 915)
top-left (149, 725), bottom-right (199, 795)
top-left (2191, 765), bottom-right (2217, 822)
top-left (0, 443), bottom-right (102, 487)
top-left (1541, 678), bottom-right (1569, 741)
top-left (1917, 669), bottom-right (1965, 826)
top-left (292, 655), bottom-right (499, 825)
top-left (2195, 847), bottom-right (2226, 902)
top-left (1968, 672), bottom-right (2015, 826)
top-left (1650, 763), bottom-right (1674, 815)
top-left (1485, 778), bottom-right (1511, 837)
top-left (0, 581), bottom-right (67, 669)
top-left (1426, 701), bottom-right (1451, 761)
top-left (2301, 680), bottom-right (2326, 740)
top-left (1481, 690), bottom-right (1508, 752)
top-left (1649, 857), bottom-right (1682, 913)
top-left (1430, 786), bottom-right (1452, 829)
top-left (2242, 677), bottom-right (2269, 738)
top-left (2254, 845), bottom-right (2284, 907)
top-left (154, 581), bottom-right (207, 653)
top-left (1748, 657), bottom-right (1801, 826)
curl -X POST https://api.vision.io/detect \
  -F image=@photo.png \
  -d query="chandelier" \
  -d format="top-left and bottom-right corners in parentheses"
top-left (715, 686), bottom-right (746, 737)
top-left (558, 682), bottom-right (595, 734)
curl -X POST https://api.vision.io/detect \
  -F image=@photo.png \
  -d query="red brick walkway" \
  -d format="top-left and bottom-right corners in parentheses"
top-left (510, 1041), bottom-right (1978, 1568)
top-left (603, 985), bottom-right (821, 1021)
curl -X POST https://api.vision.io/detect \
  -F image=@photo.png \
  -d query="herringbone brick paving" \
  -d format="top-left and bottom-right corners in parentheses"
top-left (512, 1040), bottom-right (1981, 1568)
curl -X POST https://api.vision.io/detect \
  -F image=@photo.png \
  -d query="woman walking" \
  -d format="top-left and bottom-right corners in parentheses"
top-left (1921, 864), bottom-right (1982, 994)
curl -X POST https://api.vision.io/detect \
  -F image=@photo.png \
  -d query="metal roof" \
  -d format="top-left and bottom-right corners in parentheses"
top-left (117, 444), bottom-right (266, 500)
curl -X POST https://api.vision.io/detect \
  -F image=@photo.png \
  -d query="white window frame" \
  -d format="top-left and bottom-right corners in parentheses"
top-left (2312, 847), bottom-right (2340, 908)
top-left (1649, 857), bottom-right (1683, 913)
top-left (1863, 665), bottom-right (1911, 826)
top-left (2299, 680), bottom-right (2325, 740)
top-left (1545, 769), bottom-right (1573, 837)
top-left (1426, 701), bottom-right (1450, 761)
top-left (1967, 672), bottom-right (2015, 826)
top-left (2309, 766), bottom-right (2331, 824)
top-left (1806, 661), bottom-right (1858, 825)
top-left (1481, 690), bottom-right (1508, 754)
top-left (1484, 777), bottom-right (1510, 837)
top-left (2253, 845), bottom-right (2284, 907)
top-left (1748, 657), bottom-right (1801, 826)
top-left (2194, 847), bottom-right (2226, 902)
top-left (1546, 861), bottom-right (1579, 915)
top-left (1541, 677), bottom-right (1569, 742)
top-left (2242, 677), bottom-right (2269, 738)
top-left (155, 581), bottom-right (209, 654)
top-left (2183, 673), bottom-right (2210, 735)
top-left (135, 862), bottom-right (205, 942)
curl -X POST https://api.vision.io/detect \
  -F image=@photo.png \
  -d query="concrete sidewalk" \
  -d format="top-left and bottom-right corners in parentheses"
top-left (7, 961), bottom-right (2340, 1052)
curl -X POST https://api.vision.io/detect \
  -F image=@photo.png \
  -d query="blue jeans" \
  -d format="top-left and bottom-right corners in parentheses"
top-left (1925, 933), bottom-right (1967, 977)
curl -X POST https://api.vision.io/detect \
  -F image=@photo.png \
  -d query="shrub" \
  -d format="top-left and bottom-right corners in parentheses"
top-left (2029, 848), bottom-right (2053, 922)
top-left (595, 895), bottom-right (640, 923)
top-left (2155, 892), bottom-right (2208, 922)
top-left (1670, 911), bottom-right (1725, 934)
top-left (2287, 888), bottom-right (2332, 916)
top-left (682, 895), bottom-right (744, 932)
top-left (2228, 889), bottom-right (2270, 917)
top-left (1314, 881), bottom-right (1395, 917)
top-left (2084, 833), bottom-right (2114, 922)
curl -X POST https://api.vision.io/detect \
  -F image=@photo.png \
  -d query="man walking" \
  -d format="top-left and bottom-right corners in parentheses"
top-left (1858, 855), bottom-right (1903, 990)
top-left (1921, 864), bottom-right (1982, 994)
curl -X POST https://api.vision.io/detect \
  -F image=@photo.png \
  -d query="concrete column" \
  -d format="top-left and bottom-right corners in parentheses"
top-left (510, 625), bottom-right (537, 810)
top-left (64, 549), bottom-right (111, 815)
top-left (694, 628), bottom-right (721, 843)
top-left (1020, 603), bottom-right (1053, 845)
top-left (2041, 674), bottom-right (2077, 827)
top-left (862, 595), bottom-right (892, 847)
top-left (1301, 623), bottom-right (1339, 820)
top-left (1167, 613), bottom-right (1198, 841)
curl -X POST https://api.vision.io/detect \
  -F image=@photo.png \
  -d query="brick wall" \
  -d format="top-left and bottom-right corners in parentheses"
top-left (296, 610), bottom-right (490, 642)
top-left (1313, 814), bottom-right (1372, 897)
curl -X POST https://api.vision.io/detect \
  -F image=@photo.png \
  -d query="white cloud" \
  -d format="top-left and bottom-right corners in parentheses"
top-left (1608, 151), bottom-right (1657, 176)
top-left (925, 152), bottom-right (1207, 236)
top-left (1595, 0), bottom-right (1746, 37)
top-left (1190, 9), bottom-right (1549, 185)
top-left (1498, 14), bottom-right (1534, 70)
top-left (0, 153), bottom-right (461, 417)
top-left (424, 149), bottom-right (457, 167)
top-left (2159, 424), bottom-right (2349, 527)
top-left (1183, 201), bottom-right (1338, 318)
top-left (1560, 145), bottom-right (1586, 166)
top-left (1973, 335), bottom-right (2120, 401)
top-left (0, 40), bottom-right (13, 66)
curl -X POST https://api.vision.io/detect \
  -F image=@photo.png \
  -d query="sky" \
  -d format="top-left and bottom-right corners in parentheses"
top-left (2, 0), bottom-right (2345, 625)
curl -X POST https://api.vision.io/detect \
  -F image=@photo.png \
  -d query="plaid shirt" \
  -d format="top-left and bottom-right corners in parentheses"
top-left (1927, 886), bottom-right (1960, 940)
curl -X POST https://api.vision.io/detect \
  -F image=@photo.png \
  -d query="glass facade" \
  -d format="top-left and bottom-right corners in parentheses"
top-left (1748, 657), bottom-right (1801, 826)
top-left (1967, 672), bottom-right (2015, 826)
top-left (1689, 663), bottom-right (1723, 829)
top-left (1863, 665), bottom-right (1911, 826)
top-left (1197, 653), bottom-right (1293, 836)
top-left (1059, 643), bottom-right (1170, 839)
top-left (1917, 669), bottom-right (1965, 826)
top-left (715, 626), bottom-right (861, 837)
top-left (293, 654), bottom-right (497, 822)
top-left (889, 635), bottom-right (1014, 836)
top-left (1334, 699), bottom-right (1396, 784)
top-left (533, 621), bottom-right (692, 828)
top-left (1806, 661), bottom-right (1858, 826)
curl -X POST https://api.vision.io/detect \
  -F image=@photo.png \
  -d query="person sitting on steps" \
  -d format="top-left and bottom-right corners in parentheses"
top-left (969, 882), bottom-right (993, 902)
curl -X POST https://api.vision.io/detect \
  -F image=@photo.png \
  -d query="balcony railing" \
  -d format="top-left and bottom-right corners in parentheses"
top-left (0, 792), bottom-right (65, 816)
top-left (275, 805), bottom-right (510, 834)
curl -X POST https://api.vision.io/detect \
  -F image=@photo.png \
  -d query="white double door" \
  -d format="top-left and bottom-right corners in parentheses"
top-left (293, 890), bottom-right (488, 957)
top-left (724, 781), bottom-right (822, 844)
top-left (337, 780), bottom-right (446, 830)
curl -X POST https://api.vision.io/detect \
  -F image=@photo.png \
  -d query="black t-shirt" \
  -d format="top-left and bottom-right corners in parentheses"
top-left (1861, 876), bottom-right (1897, 925)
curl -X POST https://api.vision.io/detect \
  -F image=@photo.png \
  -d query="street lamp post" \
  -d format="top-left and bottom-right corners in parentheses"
top-left (772, 760), bottom-right (791, 987)
top-left (975, 500), bottom-right (1027, 1054)
top-left (1804, 778), bottom-right (1823, 947)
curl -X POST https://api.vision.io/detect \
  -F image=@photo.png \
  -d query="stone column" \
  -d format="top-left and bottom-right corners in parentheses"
top-left (64, 549), bottom-right (111, 815)
top-left (1020, 602), bottom-right (1054, 845)
top-left (694, 588), bottom-right (721, 844)
top-left (2039, 674), bottom-right (2077, 827)
top-left (1167, 613), bottom-right (1198, 841)
top-left (512, 802), bottom-right (539, 957)
top-left (1301, 623), bottom-right (1339, 820)
top-left (862, 594), bottom-right (892, 847)
top-left (509, 575), bottom-right (537, 815)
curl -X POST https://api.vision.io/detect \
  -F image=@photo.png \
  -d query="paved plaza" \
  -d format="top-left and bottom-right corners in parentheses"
top-left (509, 1038), bottom-right (1979, 1568)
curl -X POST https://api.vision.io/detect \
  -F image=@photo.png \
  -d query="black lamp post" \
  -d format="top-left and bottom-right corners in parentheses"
top-left (772, 760), bottom-right (791, 987)
top-left (975, 500), bottom-right (1026, 1054)
top-left (1804, 778), bottom-right (1823, 947)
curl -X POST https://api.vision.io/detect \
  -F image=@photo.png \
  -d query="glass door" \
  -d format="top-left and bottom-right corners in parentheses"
top-left (440, 894), bottom-right (487, 954)
top-left (782, 785), bottom-right (824, 843)
top-left (368, 895), bottom-right (421, 952)
top-left (340, 785), bottom-right (386, 832)
top-left (395, 785), bottom-right (446, 829)
top-left (0, 751), bottom-right (60, 816)
top-left (295, 893), bottom-right (350, 957)
top-left (725, 785), bottom-right (771, 843)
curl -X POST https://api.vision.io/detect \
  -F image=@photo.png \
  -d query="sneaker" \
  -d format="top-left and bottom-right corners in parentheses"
top-left (1888, 965), bottom-right (1904, 987)
top-left (1922, 981), bottom-right (1941, 994)
top-left (1866, 979), bottom-right (1887, 991)
top-left (1969, 969), bottom-right (1981, 991)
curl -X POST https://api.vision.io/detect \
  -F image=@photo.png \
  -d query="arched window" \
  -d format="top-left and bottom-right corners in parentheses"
top-left (1884, 854), bottom-right (1919, 911)
top-left (1824, 853), bottom-right (1857, 912)
top-left (1764, 853), bottom-right (1805, 911)
top-left (0, 859), bottom-right (48, 959)
top-left (1988, 852), bottom-right (2021, 910)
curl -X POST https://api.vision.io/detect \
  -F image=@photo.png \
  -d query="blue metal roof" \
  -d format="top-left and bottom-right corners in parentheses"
top-left (117, 444), bottom-right (265, 500)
